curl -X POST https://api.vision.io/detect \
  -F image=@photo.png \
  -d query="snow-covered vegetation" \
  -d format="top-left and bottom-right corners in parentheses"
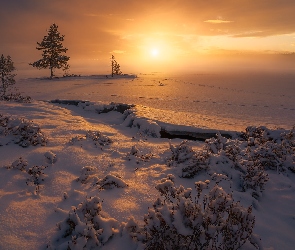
top-left (0, 113), bottom-right (48, 147)
top-left (0, 76), bottom-right (294, 250)
top-left (139, 177), bottom-right (259, 250)
top-left (51, 196), bottom-right (121, 249)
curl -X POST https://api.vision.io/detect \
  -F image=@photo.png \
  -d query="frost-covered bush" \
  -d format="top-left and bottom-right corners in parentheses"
top-left (167, 141), bottom-right (209, 178)
top-left (203, 126), bottom-right (294, 198)
top-left (26, 165), bottom-right (47, 194)
top-left (125, 145), bottom-right (153, 163)
top-left (223, 140), bottom-right (244, 163)
top-left (0, 113), bottom-right (9, 128)
top-left (249, 142), bottom-right (284, 171)
top-left (96, 174), bottom-right (128, 190)
top-left (168, 141), bottom-right (195, 164)
top-left (165, 126), bottom-right (293, 196)
top-left (122, 216), bottom-right (145, 242)
top-left (3, 158), bottom-right (48, 194)
top-left (0, 114), bottom-right (47, 147)
top-left (1, 92), bottom-right (31, 103)
top-left (68, 130), bottom-right (112, 148)
top-left (127, 175), bottom-right (259, 250)
top-left (77, 167), bottom-right (128, 190)
top-left (128, 146), bottom-right (140, 157)
top-left (206, 132), bottom-right (227, 154)
top-left (86, 130), bottom-right (112, 146)
top-left (210, 172), bottom-right (229, 185)
top-left (44, 151), bottom-right (57, 164)
top-left (77, 101), bottom-right (132, 114)
top-left (77, 166), bottom-right (97, 184)
top-left (51, 196), bottom-right (120, 249)
top-left (242, 164), bottom-right (269, 199)
top-left (68, 135), bottom-right (84, 145)
top-left (241, 126), bottom-right (294, 167)
top-left (282, 126), bottom-right (295, 147)
top-left (241, 126), bottom-right (273, 145)
top-left (4, 157), bottom-right (28, 171)
top-left (281, 127), bottom-right (295, 172)
top-left (241, 126), bottom-right (294, 173)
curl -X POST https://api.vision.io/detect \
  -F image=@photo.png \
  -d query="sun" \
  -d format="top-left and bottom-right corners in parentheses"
top-left (151, 48), bottom-right (159, 57)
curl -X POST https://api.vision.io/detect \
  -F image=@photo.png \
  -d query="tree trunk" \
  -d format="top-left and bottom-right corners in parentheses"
top-left (50, 67), bottom-right (53, 79)
top-left (111, 60), bottom-right (114, 77)
top-left (1, 72), bottom-right (5, 96)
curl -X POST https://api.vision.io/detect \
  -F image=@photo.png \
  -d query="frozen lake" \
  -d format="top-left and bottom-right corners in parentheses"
top-left (16, 72), bottom-right (295, 132)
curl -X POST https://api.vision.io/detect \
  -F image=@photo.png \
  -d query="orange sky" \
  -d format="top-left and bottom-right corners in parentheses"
top-left (1, 0), bottom-right (295, 75)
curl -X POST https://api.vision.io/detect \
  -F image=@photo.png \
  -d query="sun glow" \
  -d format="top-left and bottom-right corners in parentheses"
top-left (151, 48), bottom-right (159, 57)
top-left (134, 36), bottom-right (188, 72)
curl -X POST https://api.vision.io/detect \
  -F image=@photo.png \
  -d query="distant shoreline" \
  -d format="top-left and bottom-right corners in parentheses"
top-left (23, 74), bottom-right (137, 81)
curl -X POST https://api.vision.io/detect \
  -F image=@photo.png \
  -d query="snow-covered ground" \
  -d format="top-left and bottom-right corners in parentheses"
top-left (0, 74), bottom-right (294, 249)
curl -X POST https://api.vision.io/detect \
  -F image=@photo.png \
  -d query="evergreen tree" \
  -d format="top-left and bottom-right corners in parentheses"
top-left (30, 23), bottom-right (70, 79)
top-left (0, 54), bottom-right (16, 97)
top-left (111, 55), bottom-right (122, 77)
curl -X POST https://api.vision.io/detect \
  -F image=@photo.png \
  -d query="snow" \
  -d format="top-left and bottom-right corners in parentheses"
top-left (0, 74), bottom-right (294, 249)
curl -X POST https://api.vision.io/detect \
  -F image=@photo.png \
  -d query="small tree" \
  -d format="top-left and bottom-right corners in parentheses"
top-left (111, 55), bottom-right (122, 77)
top-left (30, 23), bottom-right (70, 79)
top-left (0, 54), bottom-right (16, 97)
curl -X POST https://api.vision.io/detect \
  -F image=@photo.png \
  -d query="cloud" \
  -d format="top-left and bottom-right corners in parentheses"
top-left (111, 50), bottom-right (126, 54)
top-left (85, 13), bottom-right (101, 17)
top-left (204, 20), bottom-right (233, 24)
top-left (231, 31), bottom-right (264, 38)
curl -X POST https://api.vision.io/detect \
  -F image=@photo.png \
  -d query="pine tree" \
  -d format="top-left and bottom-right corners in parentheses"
top-left (0, 54), bottom-right (16, 97)
top-left (30, 23), bottom-right (70, 79)
top-left (111, 55), bottom-right (122, 77)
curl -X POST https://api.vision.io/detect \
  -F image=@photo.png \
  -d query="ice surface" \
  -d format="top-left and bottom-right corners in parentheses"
top-left (15, 72), bottom-right (295, 131)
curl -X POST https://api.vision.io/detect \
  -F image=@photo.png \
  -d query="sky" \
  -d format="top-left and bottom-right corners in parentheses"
top-left (1, 0), bottom-right (295, 75)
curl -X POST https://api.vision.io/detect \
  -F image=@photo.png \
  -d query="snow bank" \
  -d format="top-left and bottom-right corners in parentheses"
top-left (51, 99), bottom-right (162, 138)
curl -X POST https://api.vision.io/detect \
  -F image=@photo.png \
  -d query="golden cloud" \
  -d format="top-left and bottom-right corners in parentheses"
top-left (111, 50), bottom-right (126, 54)
top-left (204, 20), bottom-right (233, 24)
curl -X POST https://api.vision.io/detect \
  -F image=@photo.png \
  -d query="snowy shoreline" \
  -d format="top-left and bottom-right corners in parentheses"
top-left (50, 98), bottom-right (238, 141)
top-left (23, 74), bottom-right (138, 81)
